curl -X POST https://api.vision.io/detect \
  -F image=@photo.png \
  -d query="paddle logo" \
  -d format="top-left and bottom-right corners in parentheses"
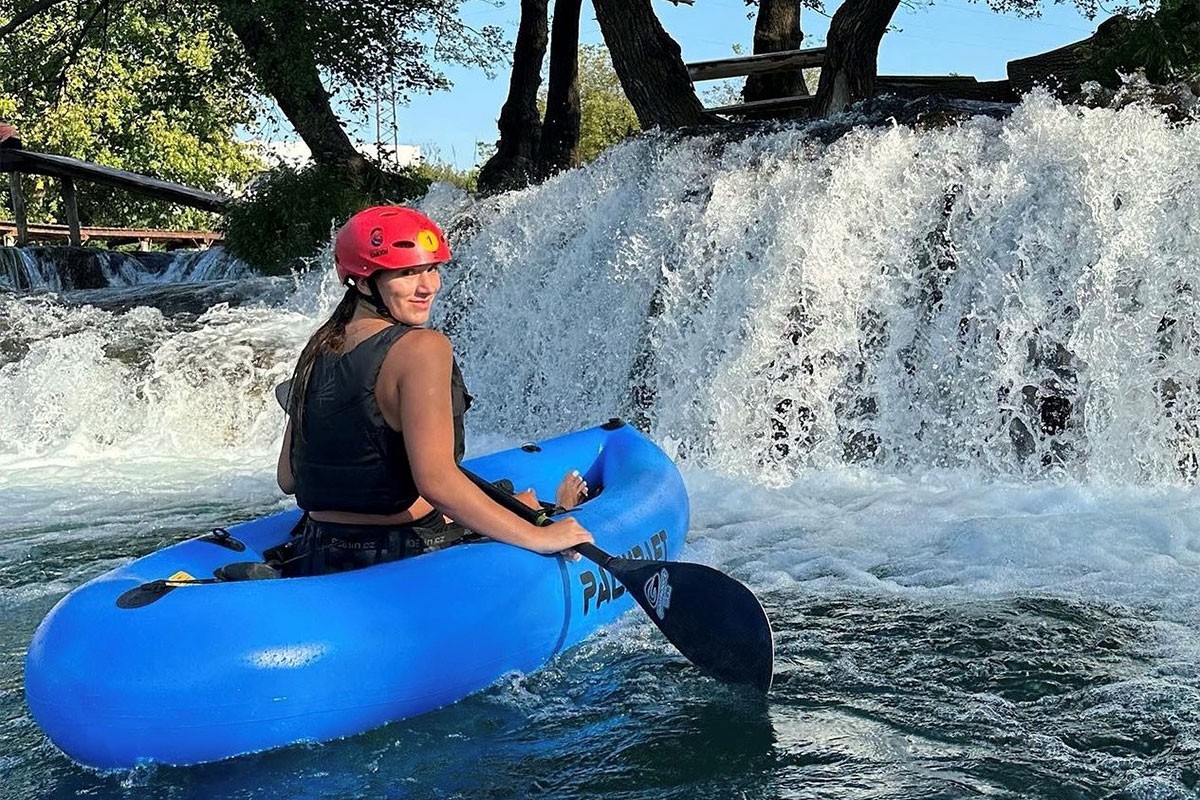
top-left (643, 568), bottom-right (672, 621)
top-left (578, 530), bottom-right (668, 616)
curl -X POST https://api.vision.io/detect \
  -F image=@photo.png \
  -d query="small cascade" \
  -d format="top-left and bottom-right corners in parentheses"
top-left (0, 246), bottom-right (60, 290)
top-left (0, 245), bottom-right (251, 292)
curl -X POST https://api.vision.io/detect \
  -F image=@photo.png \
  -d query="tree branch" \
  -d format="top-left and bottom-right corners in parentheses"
top-left (52, 0), bottom-right (113, 100)
top-left (0, 0), bottom-right (72, 39)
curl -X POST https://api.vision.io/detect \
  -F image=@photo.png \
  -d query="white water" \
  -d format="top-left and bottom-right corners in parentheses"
top-left (2, 92), bottom-right (1200, 797)
top-left (0, 90), bottom-right (1196, 555)
top-left (0, 246), bottom-right (250, 292)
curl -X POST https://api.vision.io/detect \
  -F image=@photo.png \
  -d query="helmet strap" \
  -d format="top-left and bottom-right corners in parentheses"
top-left (354, 276), bottom-right (395, 322)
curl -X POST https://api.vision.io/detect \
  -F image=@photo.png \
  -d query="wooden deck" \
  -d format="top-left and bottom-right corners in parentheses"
top-left (687, 47), bottom-right (826, 83)
top-left (1, 143), bottom-right (229, 247)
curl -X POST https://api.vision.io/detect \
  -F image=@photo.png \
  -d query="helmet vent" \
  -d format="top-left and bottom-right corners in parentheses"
top-left (395, 240), bottom-right (416, 248)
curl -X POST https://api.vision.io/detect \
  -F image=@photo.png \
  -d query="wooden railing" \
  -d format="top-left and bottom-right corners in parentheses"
top-left (0, 220), bottom-right (223, 249)
top-left (1, 143), bottom-right (228, 247)
top-left (686, 48), bottom-right (827, 83)
top-left (686, 46), bottom-right (1014, 117)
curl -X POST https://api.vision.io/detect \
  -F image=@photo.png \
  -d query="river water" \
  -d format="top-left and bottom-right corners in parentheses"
top-left (2, 93), bottom-right (1199, 799)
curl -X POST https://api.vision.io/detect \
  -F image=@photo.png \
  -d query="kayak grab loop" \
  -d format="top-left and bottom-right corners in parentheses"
top-left (199, 527), bottom-right (246, 552)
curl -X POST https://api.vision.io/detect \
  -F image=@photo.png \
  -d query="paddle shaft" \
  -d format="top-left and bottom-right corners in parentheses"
top-left (459, 467), bottom-right (613, 563)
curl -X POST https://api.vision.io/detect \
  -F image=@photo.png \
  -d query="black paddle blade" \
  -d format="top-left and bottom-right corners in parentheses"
top-left (606, 556), bottom-right (774, 692)
top-left (116, 579), bottom-right (177, 609)
top-left (458, 466), bottom-right (774, 689)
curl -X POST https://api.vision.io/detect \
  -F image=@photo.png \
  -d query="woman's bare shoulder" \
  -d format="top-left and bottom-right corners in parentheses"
top-left (396, 327), bottom-right (451, 356)
top-left (382, 328), bottom-right (452, 377)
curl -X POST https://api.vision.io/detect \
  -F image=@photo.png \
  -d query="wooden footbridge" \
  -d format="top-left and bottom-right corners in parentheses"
top-left (687, 46), bottom-right (1013, 117)
top-left (1, 141), bottom-right (227, 248)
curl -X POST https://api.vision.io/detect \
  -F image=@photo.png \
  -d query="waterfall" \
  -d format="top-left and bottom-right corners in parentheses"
top-left (0, 245), bottom-right (57, 290)
top-left (2, 92), bottom-right (1198, 487)
top-left (429, 91), bottom-right (1200, 485)
top-left (0, 245), bottom-right (250, 291)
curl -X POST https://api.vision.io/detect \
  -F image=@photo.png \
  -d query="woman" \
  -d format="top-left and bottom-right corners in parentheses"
top-left (276, 205), bottom-right (593, 576)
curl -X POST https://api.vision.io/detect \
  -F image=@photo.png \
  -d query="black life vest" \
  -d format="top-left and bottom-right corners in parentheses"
top-left (290, 325), bottom-right (471, 515)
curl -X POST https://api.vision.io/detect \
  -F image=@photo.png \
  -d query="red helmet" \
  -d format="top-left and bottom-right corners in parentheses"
top-left (333, 205), bottom-right (451, 284)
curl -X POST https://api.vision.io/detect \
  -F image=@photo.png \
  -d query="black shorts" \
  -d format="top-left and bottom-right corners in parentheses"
top-left (280, 511), bottom-right (479, 577)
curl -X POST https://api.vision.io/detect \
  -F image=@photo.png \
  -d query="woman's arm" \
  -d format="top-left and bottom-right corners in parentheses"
top-left (277, 419), bottom-right (296, 495)
top-left (385, 331), bottom-right (592, 554)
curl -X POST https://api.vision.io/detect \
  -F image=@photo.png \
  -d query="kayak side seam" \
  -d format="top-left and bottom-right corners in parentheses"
top-left (550, 554), bottom-right (572, 657)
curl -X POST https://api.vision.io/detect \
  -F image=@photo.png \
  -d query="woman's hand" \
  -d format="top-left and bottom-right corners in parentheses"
top-left (537, 517), bottom-right (594, 561)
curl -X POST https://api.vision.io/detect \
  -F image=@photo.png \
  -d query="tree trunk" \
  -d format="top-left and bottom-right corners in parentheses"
top-left (592, 0), bottom-right (709, 129)
top-left (212, 0), bottom-right (381, 188)
top-left (478, 0), bottom-right (550, 194)
top-left (813, 0), bottom-right (901, 117)
top-left (537, 0), bottom-right (583, 178)
top-left (743, 0), bottom-right (807, 103)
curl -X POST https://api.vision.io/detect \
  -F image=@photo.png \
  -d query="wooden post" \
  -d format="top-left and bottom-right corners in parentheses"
top-left (61, 176), bottom-right (82, 246)
top-left (8, 172), bottom-right (28, 246)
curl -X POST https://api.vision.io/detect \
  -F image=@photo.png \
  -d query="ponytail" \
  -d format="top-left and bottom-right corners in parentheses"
top-left (287, 286), bottom-right (360, 442)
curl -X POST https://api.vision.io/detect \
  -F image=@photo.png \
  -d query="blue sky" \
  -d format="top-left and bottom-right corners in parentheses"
top-left (330, 0), bottom-right (1108, 169)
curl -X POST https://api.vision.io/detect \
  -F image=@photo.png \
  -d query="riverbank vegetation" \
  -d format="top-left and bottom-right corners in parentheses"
top-left (0, 2), bottom-right (259, 230)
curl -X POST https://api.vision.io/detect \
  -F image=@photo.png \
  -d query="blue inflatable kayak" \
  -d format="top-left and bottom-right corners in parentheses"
top-left (24, 420), bottom-right (688, 769)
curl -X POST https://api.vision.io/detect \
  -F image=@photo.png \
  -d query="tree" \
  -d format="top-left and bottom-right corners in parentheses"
top-left (549, 45), bottom-right (640, 164)
top-left (592, 0), bottom-right (1123, 127)
top-left (592, 0), bottom-right (710, 129)
top-left (208, 0), bottom-right (506, 193)
top-left (2, 0), bottom-right (509, 195)
top-left (476, 0), bottom-right (550, 194)
top-left (0, 1), bottom-right (261, 228)
top-left (812, 0), bottom-right (901, 115)
top-left (744, 0), bottom-right (810, 103)
top-left (538, 0), bottom-right (585, 177)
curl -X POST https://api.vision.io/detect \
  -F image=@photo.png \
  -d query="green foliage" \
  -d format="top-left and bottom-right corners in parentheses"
top-left (413, 155), bottom-right (478, 193)
top-left (0, 0), bottom-right (505, 233)
top-left (1082, 0), bottom-right (1200, 85)
top-left (537, 44), bottom-right (641, 165)
top-left (0, 1), bottom-right (262, 229)
top-left (217, 0), bottom-right (508, 119)
top-left (576, 45), bottom-right (642, 163)
top-left (221, 163), bottom-right (431, 273)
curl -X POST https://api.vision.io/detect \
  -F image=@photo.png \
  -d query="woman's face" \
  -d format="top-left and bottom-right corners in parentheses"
top-left (374, 264), bottom-right (442, 325)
